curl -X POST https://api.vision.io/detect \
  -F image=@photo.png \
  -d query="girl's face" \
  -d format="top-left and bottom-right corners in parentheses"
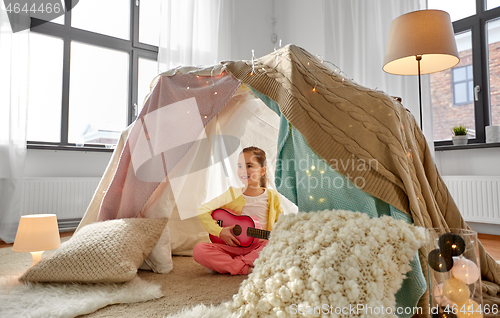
top-left (237, 152), bottom-right (266, 189)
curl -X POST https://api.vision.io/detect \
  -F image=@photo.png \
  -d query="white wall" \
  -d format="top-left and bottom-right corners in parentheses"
top-left (274, 0), bottom-right (325, 58)
top-left (435, 148), bottom-right (500, 176)
top-left (24, 149), bottom-right (111, 178)
top-left (228, 1), bottom-right (275, 61)
top-left (229, 0), bottom-right (326, 63)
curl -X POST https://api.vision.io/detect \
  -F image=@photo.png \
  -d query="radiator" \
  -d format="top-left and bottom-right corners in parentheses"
top-left (442, 176), bottom-right (500, 225)
top-left (22, 177), bottom-right (101, 231)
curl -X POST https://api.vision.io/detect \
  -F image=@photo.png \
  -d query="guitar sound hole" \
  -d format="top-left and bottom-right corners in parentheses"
top-left (233, 225), bottom-right (242, 236)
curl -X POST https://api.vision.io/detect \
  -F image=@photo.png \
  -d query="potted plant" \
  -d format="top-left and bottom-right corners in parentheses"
top-left (451, 124), bottom-right (469, 146)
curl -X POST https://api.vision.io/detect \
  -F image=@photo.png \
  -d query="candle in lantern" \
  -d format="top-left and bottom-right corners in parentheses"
top-left (451, 257), bottom-right (481, 285)
top-left (443, 277), bottom-right (470, 303)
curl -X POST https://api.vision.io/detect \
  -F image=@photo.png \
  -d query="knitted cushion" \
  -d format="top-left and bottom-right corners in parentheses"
top-left (228, 210), bottom-right (426, 317)
top-left (19, 217), bottom-right (168, 283)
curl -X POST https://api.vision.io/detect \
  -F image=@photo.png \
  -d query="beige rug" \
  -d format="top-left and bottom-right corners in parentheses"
top-left (80, 257), bottom-right (246, 318)
top-left (0, 242), bottom-right (246, 317)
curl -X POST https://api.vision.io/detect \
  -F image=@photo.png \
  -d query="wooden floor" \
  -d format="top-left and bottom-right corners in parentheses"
top-left (478, 233), bottom-right (500, 260)
top-left (1, 232), bottom-right (499, 260)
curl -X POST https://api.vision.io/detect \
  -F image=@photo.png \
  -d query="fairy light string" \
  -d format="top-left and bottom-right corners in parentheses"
top-left (176, 48), bottom-right (421, 207)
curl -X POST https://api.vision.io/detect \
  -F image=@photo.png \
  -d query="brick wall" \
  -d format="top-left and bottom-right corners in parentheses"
top-left (430, 42), bottom-right (500, 141)
top-left (489, 42), bottom-right (500, 127)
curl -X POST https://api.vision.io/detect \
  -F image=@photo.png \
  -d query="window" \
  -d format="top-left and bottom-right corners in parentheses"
top-left (27, 0), bottom-right (160, 149)
top-left (453, 65), bottom-right (474, 105)
top-left (429, 0), bottom-right (500, 144)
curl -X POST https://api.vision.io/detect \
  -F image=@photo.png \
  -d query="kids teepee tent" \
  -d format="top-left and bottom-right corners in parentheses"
top-left (77, 44), bottom-right (500, 314)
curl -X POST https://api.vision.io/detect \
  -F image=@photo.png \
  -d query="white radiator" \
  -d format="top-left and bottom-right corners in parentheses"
top-left (442, 176), bottom-right (500, 225)
top-left (22, 177), bottom-right (101, 230)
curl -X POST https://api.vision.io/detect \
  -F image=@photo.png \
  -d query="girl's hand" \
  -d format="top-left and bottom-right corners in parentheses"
top-left (219, 225), bottom-right (240, 246)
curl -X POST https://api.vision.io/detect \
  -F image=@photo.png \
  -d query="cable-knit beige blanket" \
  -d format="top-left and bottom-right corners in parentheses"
top-left (223, 44), bottom-right (500, 315)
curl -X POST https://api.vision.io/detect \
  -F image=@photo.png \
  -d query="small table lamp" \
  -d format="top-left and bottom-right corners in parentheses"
top-left (383, 9), bottom-right (460, 129)
top-left (12, 214), bottom-right (61, 265)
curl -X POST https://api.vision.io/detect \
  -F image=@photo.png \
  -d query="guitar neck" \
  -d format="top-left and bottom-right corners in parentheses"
top-left (247, 227), bottom-right (270, 240)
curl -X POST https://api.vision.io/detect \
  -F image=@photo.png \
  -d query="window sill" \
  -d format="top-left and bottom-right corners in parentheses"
top-left (435, 142), bottom-right (500, 151)
top-left (27, 143), bottom-right (114, 153)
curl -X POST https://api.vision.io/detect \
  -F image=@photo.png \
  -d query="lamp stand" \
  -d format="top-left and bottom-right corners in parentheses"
top-left (30, 251), bottom-right (44, 266)
top-left (416, 55), bottom-right (423, 130)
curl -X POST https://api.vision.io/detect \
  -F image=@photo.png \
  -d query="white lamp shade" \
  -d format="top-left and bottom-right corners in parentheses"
top-left (12, 214), bottom-right (61, 252)
top-left (383, 9), bottom-right (460, 75)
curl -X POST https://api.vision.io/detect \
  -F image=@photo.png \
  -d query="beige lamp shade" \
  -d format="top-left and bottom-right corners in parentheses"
top-left (383, 9), bottom-right (460, 75)
top-left (12, 214), bottom-right (61, 253)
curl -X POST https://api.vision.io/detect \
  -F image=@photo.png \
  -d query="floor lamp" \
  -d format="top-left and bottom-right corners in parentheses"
top-left (383, 9), bottom-right (460, 130)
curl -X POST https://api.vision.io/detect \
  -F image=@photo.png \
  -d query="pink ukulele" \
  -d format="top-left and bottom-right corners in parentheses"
top-left (209, 208), bottom-right (270, 247)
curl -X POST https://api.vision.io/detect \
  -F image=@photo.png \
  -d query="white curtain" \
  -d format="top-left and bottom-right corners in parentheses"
top-left (324, 0), bottom-right (434, 154)
top-left (0, 4), bottom-right (29, 242)
top-left (158, 0), bottom-right (233, 72)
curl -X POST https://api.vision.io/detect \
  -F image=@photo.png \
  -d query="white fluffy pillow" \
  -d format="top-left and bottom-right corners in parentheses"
top-left (140, 224), bottom-right (173, 273)
top-left (228, 209), bottom-right (426, 318)
top-left (20, 217), bottom-right (168, 283)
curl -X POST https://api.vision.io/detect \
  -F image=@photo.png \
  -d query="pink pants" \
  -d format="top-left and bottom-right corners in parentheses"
top-left (193, 240), bottom-right (268, 275)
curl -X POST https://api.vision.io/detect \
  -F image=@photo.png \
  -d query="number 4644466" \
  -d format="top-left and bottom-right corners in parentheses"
top-left (444, 304), bottom-right (498, 315)
top-left (6, 2), bottom-right (62, 14)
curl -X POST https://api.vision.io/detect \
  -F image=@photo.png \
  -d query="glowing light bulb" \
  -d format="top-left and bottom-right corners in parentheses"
top-left (455, 299), bottom-right (483, 318)
top-left (451, 257), bottom-right (480, 285)
top-left (311, 165), bottom-right (316, 170)
top-left (309, 195), bottom-right (313, 200)
top-left (214, 92), bottom-right (218, 95)
top-left (439, 233), bottom-right (466, 258)
top-left (443, 277), bottom-right (470, 303)
top-left (312, 87), bottom-right (316, 92)
top-left (428, 248), bottom-right (453, 272)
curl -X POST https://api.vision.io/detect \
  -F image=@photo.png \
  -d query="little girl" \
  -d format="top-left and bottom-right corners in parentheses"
top-left (193, 146), bottom-right (283, 275)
